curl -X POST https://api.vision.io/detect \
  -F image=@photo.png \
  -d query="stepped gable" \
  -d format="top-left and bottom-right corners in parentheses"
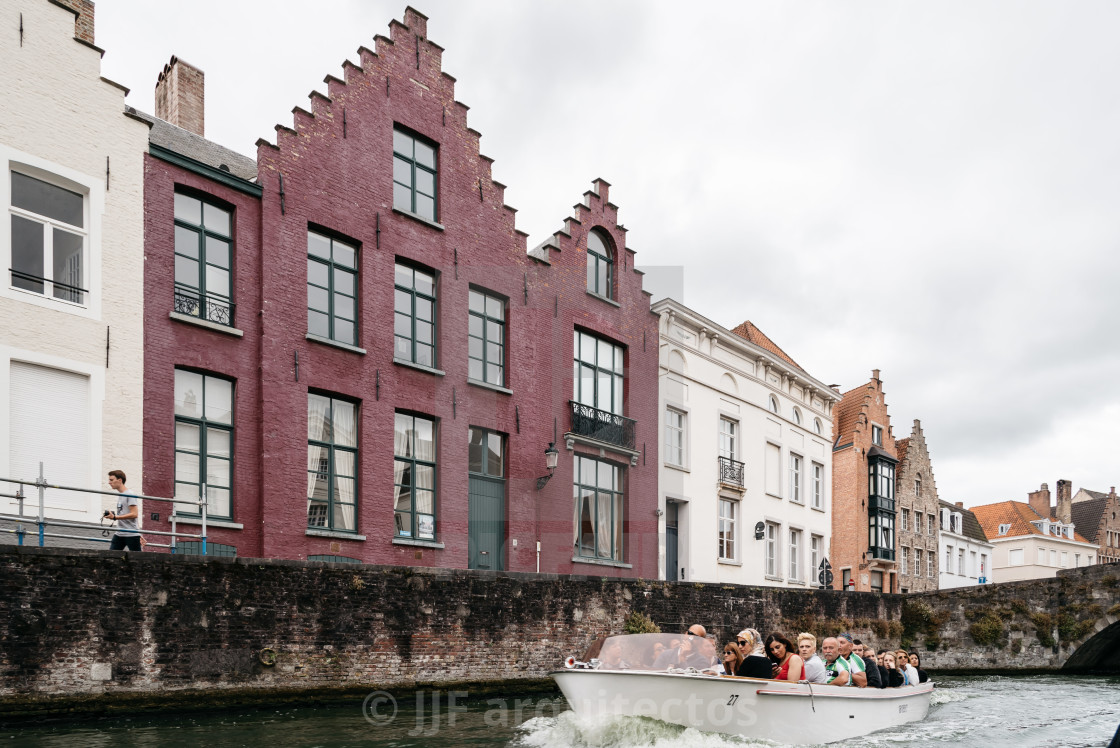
top-left (255, 6), bottom-right (525, 248)
top-left (728, 321), bottom-right (803, 371)
top-left (833, 382), bottom-right (872, 447)
top-left (895, 437), bottom-right (911, 465)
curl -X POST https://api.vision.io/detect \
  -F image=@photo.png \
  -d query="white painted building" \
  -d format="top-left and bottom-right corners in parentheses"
top-left (653, 298), bottom-right (840, 586)
top-left (971, 499), bottom-right (1097, 583)
top-left (937, 500), bottom-right (994, 589)
top-left (0, 0), bottom-right (148, 522)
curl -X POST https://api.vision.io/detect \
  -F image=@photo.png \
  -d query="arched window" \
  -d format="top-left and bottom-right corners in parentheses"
top-left (586, 230), bottom-right (613, 299)
top-left (813, 418), bottom-right (823, 435)
top-left (768, 395), bottom-right (779, 414)
top-left (792, 407), bottom-right (802, 425)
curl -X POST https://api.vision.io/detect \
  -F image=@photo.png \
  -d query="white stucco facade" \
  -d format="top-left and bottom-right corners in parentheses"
top-left (0, 0), bottom-right (148, 521)
top-left (936, 504), bottom-right (994, 589)
top-left (987, 520), bottom-right (1096, 583)
top-left (653, 299), bottom-right (840, 586)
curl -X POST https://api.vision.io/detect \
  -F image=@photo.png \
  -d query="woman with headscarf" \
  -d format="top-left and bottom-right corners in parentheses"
top-left (732, 628), bottom-right (774, 679)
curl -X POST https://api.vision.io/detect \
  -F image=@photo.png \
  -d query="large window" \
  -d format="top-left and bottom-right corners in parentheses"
top-left (573, 455), bottom-right (623, 562)
top-left (10, 171), bottom-right (86, 304)
top-left (573, 330), bottom-right (623, 414)
top-left (810, 535), bottom-right (822, 582)
top-left (174, 192), bottom-right (232, 325)
top-left (392, 128), bottom-right (437, 221)
top-left (307, 393), bottom-right (358, 532)
top-left (868, 510), bottom-right (895, 560)
top-left (718, 498), bottom-right (738, 561)
top-left (394, 412), bottom-right (437, 540)
top-left (869, 458), bottom-right (895, 508)
top-left (174, 370), bottom-right (233, 519)
top-left (789, 454), bottom-right (803, 503)
top-left (719, 417), bottom-right (737, 459)
top-left (812, 462), bottom-right (824, 509)
top-left (586, 230), bottom-right (613, 299)
top-left (394, 263), bottom-right (436, 367)
top-left (665, 408), bottom-right (685, 466)
top-left (468, 288), bottom-right (505, 386)
top-left (307, 230), bottom-right (358, 346)
top-left (789, 528), bottom-right (802, 581)
top-left (765, 522), bottom-right (780, 577)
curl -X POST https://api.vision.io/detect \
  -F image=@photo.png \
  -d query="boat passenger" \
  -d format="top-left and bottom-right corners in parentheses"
top-left (861, 647), bottom-right (884, 689)
top-left (836, 632), bottom-right (867, 687)
top-left (908, 652), bottom-right (930, 683)
top-left (766, 633), bottom-right (804, 682)
top-left (721, 642), bottom-right (744, 676)
top-left (599, 638), bottom-right (632, 670)
top-left (896, 649), bottom-right (920, 686)
top-left (820, 637), bottom-right (850, 686)
top-left (734, 629), bottom-right (774, 679)
top-left (881, 651), bottom-right (905, 687)
top-left (653, 625), bottom-right (720, 670)
top-left (796, 633), bottom-right (829, 684)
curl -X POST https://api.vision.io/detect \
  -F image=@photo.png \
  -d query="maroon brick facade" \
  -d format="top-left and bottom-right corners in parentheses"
top-left (142, 8), bottom-right (658, 577)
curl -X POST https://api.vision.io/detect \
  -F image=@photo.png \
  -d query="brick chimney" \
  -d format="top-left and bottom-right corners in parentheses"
top-left (54, 0), bottom-right (95, 45)
top-left (155, 56), bottom-right (205, 136)
top-left (1056, 479), bottom-right (1072, 524)
top-left (871, 369), bottom-right (880, 381)
top-left (955, 501), bottom-right (964, 508)
top-left (1027, 483), bottom-right (1051, 518)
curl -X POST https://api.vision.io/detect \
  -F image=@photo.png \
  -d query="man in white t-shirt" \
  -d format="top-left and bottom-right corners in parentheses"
top-left (107, 470), bottom-right (141, 552)
top-left (797, 632), bottom-right (829, 684)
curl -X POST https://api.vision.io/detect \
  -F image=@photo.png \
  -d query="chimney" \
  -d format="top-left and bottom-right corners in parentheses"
top-left (1056, 479), bottom-right (1072, 524)
top-left (54, 0), bottom-right (95, 45)
top-left (955, 501), bottom-right (964, 508)
top-left (155, 56), bottom-right (205, 137)
top-left (1027, 483), bottom-right (1051, 518)
top-left (871, 369), bottom-right (880, 381)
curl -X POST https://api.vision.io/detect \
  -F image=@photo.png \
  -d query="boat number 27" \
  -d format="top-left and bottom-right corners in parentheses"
top-left (726, 695), bottom-right (739, 706)
top-left (898, 704), bottom-right (908, 714)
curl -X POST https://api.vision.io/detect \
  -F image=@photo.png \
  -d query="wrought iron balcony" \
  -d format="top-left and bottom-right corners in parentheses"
top-left (568, 401), bottom-right (636, 450)
top-left (174, 285), bottom-right (234, 327)
top-left (718, 456), bottom-right (745, 489)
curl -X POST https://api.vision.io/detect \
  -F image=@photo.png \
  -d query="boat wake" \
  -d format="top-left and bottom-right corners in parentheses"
top-left (512, 711), bottom-right (776, 748)
top-left (929, 688), bottom-right (971, 706)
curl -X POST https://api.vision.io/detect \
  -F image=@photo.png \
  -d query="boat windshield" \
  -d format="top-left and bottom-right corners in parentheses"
top-left (580, 633), bottom-right (721, 671)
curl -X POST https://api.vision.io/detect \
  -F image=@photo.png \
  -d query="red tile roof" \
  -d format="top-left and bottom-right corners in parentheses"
top-left (728, 321), bottom-right (803, 371)
top-left (971, 500), bottom-right (1091, 544)
top-left (895, 437), bottom-right (911, 465)
top-left (833, 382), bottom-right (872, 446)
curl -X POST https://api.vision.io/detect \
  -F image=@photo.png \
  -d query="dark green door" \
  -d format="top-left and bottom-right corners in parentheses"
top-left (468, 475), bottom-right (505, 570)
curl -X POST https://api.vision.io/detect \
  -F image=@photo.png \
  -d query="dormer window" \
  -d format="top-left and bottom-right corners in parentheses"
top-left (998, 523), bottom-right (1011, 536)
top-left (872, 425), bottom-right (883, 446)
top-left (952, 512), bottom-right (962, 534)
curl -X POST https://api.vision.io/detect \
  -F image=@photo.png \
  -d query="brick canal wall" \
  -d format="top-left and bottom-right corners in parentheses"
top-left (2, 547), bottom-right (1117, 717)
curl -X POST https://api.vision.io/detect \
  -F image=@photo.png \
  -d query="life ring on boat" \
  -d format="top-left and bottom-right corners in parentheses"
top-left (258, 648), bottom-right (277, 666)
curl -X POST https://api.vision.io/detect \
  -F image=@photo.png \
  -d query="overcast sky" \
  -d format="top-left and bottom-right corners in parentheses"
top-left (97, 1), bottom-right (1120, 510)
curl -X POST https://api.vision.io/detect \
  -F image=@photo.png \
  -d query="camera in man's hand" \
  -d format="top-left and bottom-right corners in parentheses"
top-left (103, 510), bottom-right (112, 519)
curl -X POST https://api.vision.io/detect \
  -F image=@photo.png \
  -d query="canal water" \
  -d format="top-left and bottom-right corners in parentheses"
top-left (4, 675), bottom-right (1118, 747)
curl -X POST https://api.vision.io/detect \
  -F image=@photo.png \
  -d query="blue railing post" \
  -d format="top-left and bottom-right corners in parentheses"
top-left (16, 522), bottom-right (24, 545)
top-left (37, 462), bottom-right (46, 547)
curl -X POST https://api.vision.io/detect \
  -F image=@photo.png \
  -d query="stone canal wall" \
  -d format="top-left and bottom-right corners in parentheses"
top-left (2, 546), bottom-right (1117, 716)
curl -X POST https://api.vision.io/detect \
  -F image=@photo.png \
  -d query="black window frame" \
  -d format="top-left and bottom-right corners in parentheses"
top-left (586, 229), bottom-right (614, 299)
top-left (306, 392), bottom-right (360, 533)
top-left (573, 329), bottom-right (624, 416)
top-left (573, 454), bottom-right (624, 562)
top-left (392, 127), bottom-right (438, 222)
top-left (173, 190), bottom-right (234, 326)
top-left (468, 287), bottom-right (506, 387)
top-left (394, 411), bottom-right (438, 540)
top-left (307, 228), bottom-right (359, 346)
top-left (394, 261), bottom-right (437, 367)
top-left (173, 369), bottom-right (235, 521)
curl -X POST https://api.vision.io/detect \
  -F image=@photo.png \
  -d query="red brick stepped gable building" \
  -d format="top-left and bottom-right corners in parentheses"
top-left (831, 370), bottom-right (900, 593)
top-left (141, 7), bottom-right (659, 576)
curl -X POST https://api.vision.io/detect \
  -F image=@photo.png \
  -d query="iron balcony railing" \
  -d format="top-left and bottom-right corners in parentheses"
top-left (174, 284), bottom-right (235, 327)
top-left (718, 455), bottom-right (745, 488)
top-left (568, 401), bottom-right (636, 450)
top-left (869, 546), bottom-right (896, 561)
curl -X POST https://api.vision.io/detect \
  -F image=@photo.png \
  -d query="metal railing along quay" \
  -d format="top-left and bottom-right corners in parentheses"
top-left (0, 462), bottom-right (211, 554)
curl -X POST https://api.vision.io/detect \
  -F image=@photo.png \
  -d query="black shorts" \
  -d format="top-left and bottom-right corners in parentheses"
top-left (110, 535), bottom-right (142, 551)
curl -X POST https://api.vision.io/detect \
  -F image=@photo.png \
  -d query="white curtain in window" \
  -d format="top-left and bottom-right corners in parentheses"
top-left (596, 491), bottom-right (612, 558)
top-left (334, 449), bottom-right (355, 530)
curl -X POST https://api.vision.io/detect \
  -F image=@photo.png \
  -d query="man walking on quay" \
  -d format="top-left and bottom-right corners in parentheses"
top-left (107, 470), bottom-right (141, 551)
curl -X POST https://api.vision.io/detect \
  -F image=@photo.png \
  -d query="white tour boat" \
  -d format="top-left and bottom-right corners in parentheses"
top-left (551, 633), bottom-right (933, 745)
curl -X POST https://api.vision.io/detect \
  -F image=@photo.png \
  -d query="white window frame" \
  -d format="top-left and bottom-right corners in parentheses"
top-left (765, 521), bottom-right (780, 578)
top-left (914, 549), bottom-right (922, 577)
top-left (3, 153), bottom-right (103, 320)
top-left (811, 462), bottom-right (824, 510)
top-left (788, 528), bottom-right (802, 582)
top-left (958, 548), bottom-right (965, 575)
top-left (718, 497), bottom-right (738, 562)
top-left (664, 406), bottom-right (686, 468)
top-left (871, 424), bottom-right (882, 445)
top-left (810, 535), bottom-right (822, 582)
top-left (901, 546), bottom-right (909, 575)
top-left (1009, 548), bottom-right (1024, 566)
top-left (789, 453), bottom-right (803, 504)
top-left (718, 416), bottom-right (737, 460)
top-left (901, 508), bottom-right (909, 532)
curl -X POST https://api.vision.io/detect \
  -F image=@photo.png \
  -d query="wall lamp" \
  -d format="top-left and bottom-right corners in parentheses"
top-left (535, 442), bottom-right (560, 490)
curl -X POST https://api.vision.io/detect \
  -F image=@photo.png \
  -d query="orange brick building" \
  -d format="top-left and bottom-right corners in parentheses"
top-left (831, 370), bottom-right (899, 592)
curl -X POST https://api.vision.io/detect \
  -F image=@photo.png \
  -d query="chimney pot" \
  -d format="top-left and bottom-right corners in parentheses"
top-left (154, 56), bottom-right (205, 136)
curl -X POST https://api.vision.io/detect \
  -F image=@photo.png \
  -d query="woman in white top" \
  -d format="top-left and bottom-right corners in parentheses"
top-left (895, 649), bottom-right (920, 685)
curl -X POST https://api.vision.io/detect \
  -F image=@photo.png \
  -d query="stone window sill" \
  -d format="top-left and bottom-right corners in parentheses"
top-left (787, 578), bottom-right (806, 586)
top-left (572, 556), bottom-right (633, 569)
top-left (393, 358), bottom-right (446, 376)
top-left (586, 291), bottom-right (620, 308)
top-left (393, 537), bottom-right (445, 549)
top-left (811, 505), bottom-right (826, 513)
top-left (393, 207), bottom-right (445, 231)
top-left (764, 574), bottom-right (783, 582)
top-left (665, 462), bottom-right (690, 473)
top-left (718, 558), bottom-right (743, 567)
top-left (171, 515), bottom-right (244, 530)
top-left (169, 311), bottom-right (244, 337)
top-left (766, 492), bottom-right (782, 500)
top-left (467, 378), bottom-right (512, 395)
top-left (306, 333), bottom-right (366, 355)
top-left (306, 528), bottom-right (367, 541)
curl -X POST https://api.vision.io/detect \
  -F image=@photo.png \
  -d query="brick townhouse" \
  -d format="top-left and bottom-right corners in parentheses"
top-left (140, 7), bottom-right (659, 575)
top-left (1070, 486), bottom-right (1120, 565)
top-left (830, 370), bottom-right (900, 592)
top-left (893, 419), bottom-right (941, 592)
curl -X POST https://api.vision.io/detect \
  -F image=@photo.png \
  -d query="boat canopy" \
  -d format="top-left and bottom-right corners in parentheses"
top-left (579, 632), bottom-right (721, 672)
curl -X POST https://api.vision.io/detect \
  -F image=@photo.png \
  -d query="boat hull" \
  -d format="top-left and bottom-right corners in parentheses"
top-left (551, 669), bottom-right (933, 745)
